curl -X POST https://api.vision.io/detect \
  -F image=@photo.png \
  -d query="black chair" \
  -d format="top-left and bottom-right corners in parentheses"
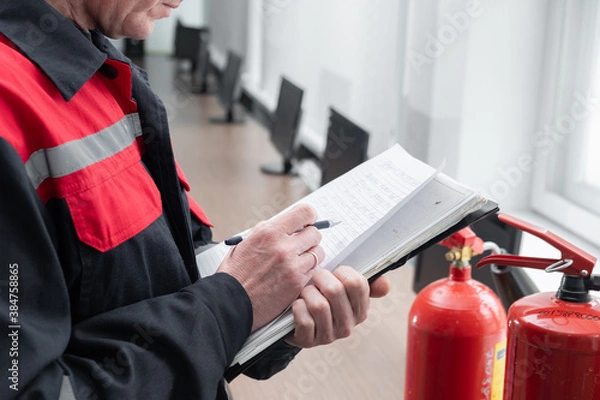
top-left (260, 77), bottom-right (304, 175)
top-left (124, 38), bottom-right (145, 59)
top-left (190, 36), bottom-right (212, 94)
top-left (173, 19), bottom-right (210, 73)
top-left (210, 51), bottom-right (244, 124)
top-left (320, 107), bottom-right (369, 186)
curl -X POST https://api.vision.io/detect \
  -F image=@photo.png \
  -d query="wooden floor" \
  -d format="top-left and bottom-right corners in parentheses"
top-left (146, 55), bottom-right (416, 400)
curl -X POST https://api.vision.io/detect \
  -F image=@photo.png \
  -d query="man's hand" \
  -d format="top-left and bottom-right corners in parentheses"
top-left (285, 266), bottom-right (391, 348)
top-left (217, 204), bottom-right (325, 332)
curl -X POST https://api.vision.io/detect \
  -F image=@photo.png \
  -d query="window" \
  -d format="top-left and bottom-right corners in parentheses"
top-left (532, 1), bottom-right (600, 246)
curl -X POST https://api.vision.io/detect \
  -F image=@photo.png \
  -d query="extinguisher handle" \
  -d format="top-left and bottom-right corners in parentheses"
top-left (476, 213), bottom-right (596, 277)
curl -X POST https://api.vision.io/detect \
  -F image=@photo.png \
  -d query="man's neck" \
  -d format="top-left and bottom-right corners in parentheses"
top-left (44, 0), bottom-right (95, 32)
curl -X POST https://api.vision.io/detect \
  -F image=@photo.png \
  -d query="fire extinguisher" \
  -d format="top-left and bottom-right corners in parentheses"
top-left (405, 227), bottom-right (508, 400)
top-left (477, 213), bottom-right (600, 400)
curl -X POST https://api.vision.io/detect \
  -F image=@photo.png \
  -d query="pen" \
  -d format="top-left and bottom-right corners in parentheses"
top-left (224, 220), bottom-right (342, 246)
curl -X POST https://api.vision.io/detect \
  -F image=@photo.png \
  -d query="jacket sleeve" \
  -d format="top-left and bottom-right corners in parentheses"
top-left (237, 340), bottom-right (302, 381)
top-left (0, 138), bottom-right (253, 400)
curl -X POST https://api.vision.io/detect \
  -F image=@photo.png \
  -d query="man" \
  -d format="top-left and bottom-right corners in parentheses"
top-left (0, 0), bottom-right (390, 399)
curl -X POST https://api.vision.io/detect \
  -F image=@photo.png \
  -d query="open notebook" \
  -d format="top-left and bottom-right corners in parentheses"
top-left (196, 144), bottom-right (495, 375)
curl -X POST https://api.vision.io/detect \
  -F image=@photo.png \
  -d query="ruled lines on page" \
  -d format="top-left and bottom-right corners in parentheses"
top-left (297, 144), bottom-right (438, 271)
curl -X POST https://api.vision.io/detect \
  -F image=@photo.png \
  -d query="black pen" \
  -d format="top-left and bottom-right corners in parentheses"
top-left (224, 220), bottom-right (342, 246)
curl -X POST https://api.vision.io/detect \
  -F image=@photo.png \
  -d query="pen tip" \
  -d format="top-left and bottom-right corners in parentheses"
top-left (331, 220), bottom-right (342, 227)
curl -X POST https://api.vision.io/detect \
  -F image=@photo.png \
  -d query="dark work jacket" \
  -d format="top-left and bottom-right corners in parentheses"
top-left (0, 1), bottom-right (299, 399)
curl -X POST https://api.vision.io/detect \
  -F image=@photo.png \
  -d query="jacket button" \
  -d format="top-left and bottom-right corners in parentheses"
top-left (99, 64), bottom-right (118, 79)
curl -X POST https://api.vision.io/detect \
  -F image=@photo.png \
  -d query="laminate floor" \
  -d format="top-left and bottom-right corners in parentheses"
top-left (145, 55), bottom-right (416, 400)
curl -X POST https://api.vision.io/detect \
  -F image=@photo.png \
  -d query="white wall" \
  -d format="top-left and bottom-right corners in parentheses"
top-left (204, 0), bottom-right (249, 67)
top-left (209, 0), bottom-right (546, 210)
top-left (401, 0), bottom-right (547, 211)
top-left (207, 0), bottom-right (406, 157)
top-left (257, 1), bottom-right (405, 157)
top-left (205, 0), bottom-right (548, 212)
top-left (456, 0), bottom-right (547, 210)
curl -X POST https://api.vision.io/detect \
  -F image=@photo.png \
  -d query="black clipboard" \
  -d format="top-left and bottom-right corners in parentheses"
top-left (224, 201), bottom-right (499, 381)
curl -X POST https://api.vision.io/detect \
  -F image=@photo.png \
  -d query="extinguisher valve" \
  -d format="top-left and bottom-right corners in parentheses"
top-left (445, 250), bottom-right (462, 262)
top-left (441, 227), bottom-right (484, 263)
top-left (445, 248), bottom-right (476, 263)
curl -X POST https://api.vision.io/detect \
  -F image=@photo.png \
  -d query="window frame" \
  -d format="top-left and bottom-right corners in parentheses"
top-left (531, 0), bottom-right (600, 247)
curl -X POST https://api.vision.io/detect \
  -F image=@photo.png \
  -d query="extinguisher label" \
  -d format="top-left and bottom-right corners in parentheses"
top-left (538, 308), bottom-right (600, 322)
top-left (491, 340), bottom-right (507, 400)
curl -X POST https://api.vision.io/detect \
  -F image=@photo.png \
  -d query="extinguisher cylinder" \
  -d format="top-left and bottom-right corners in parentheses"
top-left (504, 291), bottom-right (600, 400)
top-left (405, 264), bottom-right (507, 400)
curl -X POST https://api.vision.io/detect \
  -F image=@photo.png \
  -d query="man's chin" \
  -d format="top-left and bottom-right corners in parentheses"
top-left (115, 22), bottom-right (156, 41)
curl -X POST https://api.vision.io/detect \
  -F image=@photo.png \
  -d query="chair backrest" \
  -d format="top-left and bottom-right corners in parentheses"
top-left (320, 107), bottom-right (369, 186)
top-left (270, 77), bottom-right (304, 160)
top-left (218, 51), bottom-right (243, 110)
top-left (173, 19), bottom-right (210, 67)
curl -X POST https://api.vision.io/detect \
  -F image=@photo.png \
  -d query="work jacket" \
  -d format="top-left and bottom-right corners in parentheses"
top-left (0, 1), bottom-right (298, 399)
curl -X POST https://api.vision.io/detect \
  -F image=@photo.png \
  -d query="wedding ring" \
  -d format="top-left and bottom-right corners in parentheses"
top-left (307, 250), bottom-right (319, 269)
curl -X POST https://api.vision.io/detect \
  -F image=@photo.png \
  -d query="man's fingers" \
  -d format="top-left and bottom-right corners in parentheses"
top-left (333, 266), bottom-right (370, 324)
top-left (312, 269), bottom-right (355, 338)
top-left (299, 245), bottom-right (325, 272)
top-left (300, 284), bottom-right (335, 344)
top-left (273, 204), bottom-right (317, 234)
top-left (369, 276), bottom-right (391, 298)
top-left (292, 226), bottom-right (322, 254)
top-left (288, 299), bottom-right (315, 347)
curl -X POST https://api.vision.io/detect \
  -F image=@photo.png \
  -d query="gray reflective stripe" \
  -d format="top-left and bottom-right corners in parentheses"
top-left (25, 113), bottom-right (143, 189)
top-left (58, 375), bottom-right (76, 400)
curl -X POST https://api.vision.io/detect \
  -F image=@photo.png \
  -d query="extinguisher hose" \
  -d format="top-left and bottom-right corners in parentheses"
top-left (483, 241), bottom-right (502, 255)
top-left (482, 242), bottom-right (539, 311)
top-left (587, 275), bottom-right (600, 292)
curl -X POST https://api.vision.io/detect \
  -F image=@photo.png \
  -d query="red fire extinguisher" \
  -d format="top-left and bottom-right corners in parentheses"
top-left (405, 227), bottom-right (508, 400)
top-left (477, 213), bottom-right (600, 400)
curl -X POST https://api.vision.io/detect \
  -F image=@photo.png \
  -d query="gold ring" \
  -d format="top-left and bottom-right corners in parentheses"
top-left (307, 251), bottom-right (319, 269)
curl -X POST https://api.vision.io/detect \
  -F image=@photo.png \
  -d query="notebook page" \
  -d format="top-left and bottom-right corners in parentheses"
top-left (196, 243), bottom-right (228, 278)
top-left (195, 144), bottom-right (437, 277)
top-left (281, 144), bottom-right (438, 270)
top-left (341, 174), bottom-right (484, 277)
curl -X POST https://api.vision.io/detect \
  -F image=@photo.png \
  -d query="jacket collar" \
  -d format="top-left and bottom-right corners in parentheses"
top-left (0, 0), bottom-right (107, 101)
